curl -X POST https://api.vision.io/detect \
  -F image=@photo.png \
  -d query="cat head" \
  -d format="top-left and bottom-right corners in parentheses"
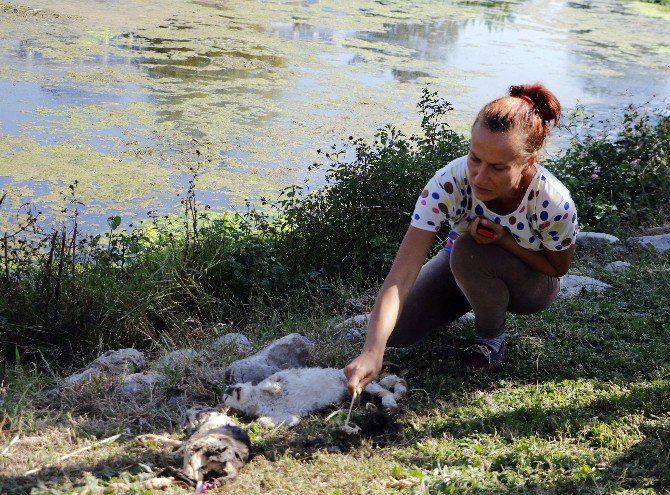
top-left (223, 382), bottom-right (255, 411)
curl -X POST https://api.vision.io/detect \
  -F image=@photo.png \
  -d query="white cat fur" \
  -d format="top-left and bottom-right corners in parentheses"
top-left (223, 367), bottom-right (406, 427)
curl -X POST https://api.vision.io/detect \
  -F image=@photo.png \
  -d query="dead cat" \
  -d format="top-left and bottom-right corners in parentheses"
top-left (223, 367), bottom-right (406, 427)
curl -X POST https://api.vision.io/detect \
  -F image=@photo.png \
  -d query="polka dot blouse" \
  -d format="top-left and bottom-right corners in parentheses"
top-left (410, 155), bottom-right (579, 252)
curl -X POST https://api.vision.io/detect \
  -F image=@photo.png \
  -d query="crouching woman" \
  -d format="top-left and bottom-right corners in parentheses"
top-left (345, 83), bottom-right (578, 394)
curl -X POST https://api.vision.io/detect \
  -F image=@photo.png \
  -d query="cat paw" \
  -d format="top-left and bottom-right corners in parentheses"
top-left (381, 395), bottom-right (398, 409)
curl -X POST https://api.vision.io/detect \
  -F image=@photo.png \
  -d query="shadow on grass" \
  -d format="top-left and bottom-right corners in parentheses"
top-left (0, 441), bottom-right (174, 495)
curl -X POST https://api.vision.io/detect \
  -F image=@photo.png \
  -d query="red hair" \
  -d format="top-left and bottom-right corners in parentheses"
top-left (474, 83), bottom-right (561, 155)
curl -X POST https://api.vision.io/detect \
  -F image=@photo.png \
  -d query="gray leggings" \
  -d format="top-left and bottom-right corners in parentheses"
top-left (387, 233), bottom-right (560, 347)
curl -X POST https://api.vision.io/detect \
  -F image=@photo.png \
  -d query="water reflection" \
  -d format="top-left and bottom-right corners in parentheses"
top-left (269, 22), bottom-right (334, 42)
top-left (110, 31), bottom-right (286, 83)
top-left (458, 0), bottom-right (521, 27)
top-left (566, 1), bottom-right (592, 9)
top-left (357, 20), bottom-right (460, 61)
top-left (15, 40), bottom-right (43, 65)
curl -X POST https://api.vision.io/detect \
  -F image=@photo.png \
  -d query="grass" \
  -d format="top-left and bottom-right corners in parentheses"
top-left (1, 239), bottom-right (669, 494)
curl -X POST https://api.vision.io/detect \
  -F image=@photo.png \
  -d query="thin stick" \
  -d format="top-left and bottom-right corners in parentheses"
top-left (3, 233), bottom-right (8, 282)
top-left (1, 434), bottom-right (19, 456)
top-left (23, 433), bottom-right (122, 476)
top-left (135, 434), bottom-right (183, 449)
top-left (344, 391), bottom-right (358, 428)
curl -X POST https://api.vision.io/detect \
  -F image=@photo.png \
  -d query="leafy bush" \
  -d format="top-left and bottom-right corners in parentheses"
top-left (0, 89), bottom-right (466, 362)
top-left (548, 104), bottom-right (670, 233)
top-left (256, 88), bottom-right (469, 280)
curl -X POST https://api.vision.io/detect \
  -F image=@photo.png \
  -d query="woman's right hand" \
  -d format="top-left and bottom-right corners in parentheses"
top-left (344, 349), bottom-right (384, 395)
top-left (343, 226), bottom-right (435, 396)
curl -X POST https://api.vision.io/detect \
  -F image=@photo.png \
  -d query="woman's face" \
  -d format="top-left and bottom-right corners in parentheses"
top-left (467, 122), bottom-right (532, 203)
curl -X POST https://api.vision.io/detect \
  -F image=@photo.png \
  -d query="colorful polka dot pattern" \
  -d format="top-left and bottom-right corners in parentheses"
top-left (410, 156), bottom-right (579, 252)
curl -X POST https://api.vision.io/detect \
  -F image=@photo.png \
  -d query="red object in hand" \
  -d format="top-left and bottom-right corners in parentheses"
top-left (476, 225), bottom-right (495, 239)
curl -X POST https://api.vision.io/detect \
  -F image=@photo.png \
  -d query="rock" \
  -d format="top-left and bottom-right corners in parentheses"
top-left (604, 261), bottom-right (631, 272)
top-left (65, 349), bottom-right (146, 384)
top-left (121, 372), bottom-right (166, 395)
top-left (160, 349), bottom-right (200, 370)
top-left (630, 234), bottom-right (670, 254)
top-left (576, 232), bottom-right (619, 247)
top-left (65, 367), bottom-right (101, 385)
top-left (334, 314), bottom-right (370, 331)
top-left (93, 348), bottom-right (146, 372)
top-left (212, 333), bottom-right (253, 355)
top-left (559, 275), bottom-right (611, 299)
top-left (225, 333), bottom-right (314, 385)
top-left (333, 314), bottom-right (371, 342)
top-left (456, 312), bottom-right (476, 325)
top-left (641, 225), bottom-right (670, 236)
top-left (334, 328), bottom-right (364, 343)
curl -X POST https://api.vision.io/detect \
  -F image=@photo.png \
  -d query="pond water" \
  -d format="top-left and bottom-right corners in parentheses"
top-left (0, 0), bottom-right (668, 229)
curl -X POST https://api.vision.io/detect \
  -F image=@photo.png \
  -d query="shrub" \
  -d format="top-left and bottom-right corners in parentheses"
top-left (0, 89), bottom-right (467, 362)
top-left (257, 87), bottom-right (469, 280)
top-left (548, 104), bottom-right (670, 233)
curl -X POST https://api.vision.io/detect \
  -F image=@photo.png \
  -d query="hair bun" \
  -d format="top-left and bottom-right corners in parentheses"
top-left (509, 83), bottom-right (561, 127)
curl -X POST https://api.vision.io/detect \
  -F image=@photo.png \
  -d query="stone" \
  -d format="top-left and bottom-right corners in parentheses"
top-left (93, 348), bottom-right (146, 372)
top-left (456, 312), bottom-right (476, 325)
top-left (65, 367), bottom-right (101, 385)
top-left (65, 348), bottom-right (146, 385)
top-left (576, 232), bottom-right (619, 247)
top-left (604, 261), bottom-right (631, 272)
top-left (630, 234), bottom-right (670, 254)
top-left (559, 275), bottom-right (611, 299)
top-left (225, 333), bottom-right (314, 385)
top-left (334, 328), bottom-right (364, 343)
top-left (332, 314), bottom-right (371, 342)
top-left (212, 333), bottom-right (253, 355)
top-left (334, 314), bottom-right (370, 331)
top-left (121, 372), bottom-right (166, 395)
top-left (160, 349), bottom-right (200, 370)
top-left (641, 225), bottom-right (670, 236)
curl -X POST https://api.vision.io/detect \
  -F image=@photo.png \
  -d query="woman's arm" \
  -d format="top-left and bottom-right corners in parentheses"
top-left (344, 226), bottom-right (436, 394)
top-left (469, 217), bottom-right (574, 277)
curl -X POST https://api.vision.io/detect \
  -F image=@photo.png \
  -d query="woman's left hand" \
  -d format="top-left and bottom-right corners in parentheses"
top-left (468, 217), bottom-right (509, 245)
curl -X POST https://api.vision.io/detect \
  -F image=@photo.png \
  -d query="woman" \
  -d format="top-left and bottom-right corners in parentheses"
top-left (344, 83), bottom-right (578, 394)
